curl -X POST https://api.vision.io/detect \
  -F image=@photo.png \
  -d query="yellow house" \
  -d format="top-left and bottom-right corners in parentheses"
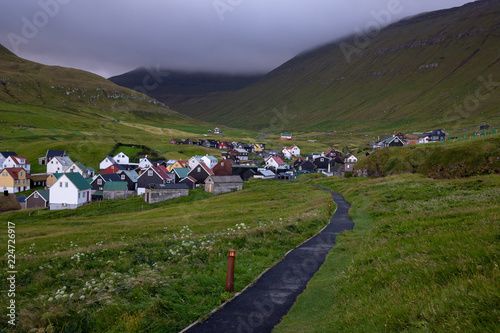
top-left (253, 143), bottom-right (265, 152)
top-left (46, 173), bottom-right (63, 188)
top-left (167, 160), bottom-right (188, 172)
top-left (0, 167), bottom-right (31, 193)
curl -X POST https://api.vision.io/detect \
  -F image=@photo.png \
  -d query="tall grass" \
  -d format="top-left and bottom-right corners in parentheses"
top-left (274, 174), bottom-right (500, 332)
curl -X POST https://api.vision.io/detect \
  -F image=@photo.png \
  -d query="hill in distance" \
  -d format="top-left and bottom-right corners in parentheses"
top-left (0, 44), bottom-right (171, 113)
top-left (164, 0), bottom-right (500, 134)
top-left (108, 68), bottom-right (263, 109)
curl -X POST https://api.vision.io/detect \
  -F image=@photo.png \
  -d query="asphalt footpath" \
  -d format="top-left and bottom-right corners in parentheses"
top-left (183, 188), bottom-right (354, 333)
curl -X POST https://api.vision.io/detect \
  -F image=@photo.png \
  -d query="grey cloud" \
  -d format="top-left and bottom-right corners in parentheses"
top-left (0, 0), bottom-right (474, 78)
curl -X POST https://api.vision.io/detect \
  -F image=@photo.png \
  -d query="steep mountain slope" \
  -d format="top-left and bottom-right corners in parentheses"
top-left (108, 68), bottom-right (263, 109)
top-left (172, 0), bottom-right (500, 132)
top-left (0, 44), bottom-right (168, 113)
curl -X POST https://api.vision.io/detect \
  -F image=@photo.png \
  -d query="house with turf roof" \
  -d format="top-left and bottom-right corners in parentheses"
top-left (26, 189), bottom-right (50, 209)
top-left (49, 173), bottom-right (91, 210)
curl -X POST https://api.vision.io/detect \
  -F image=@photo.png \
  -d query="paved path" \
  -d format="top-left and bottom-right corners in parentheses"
top-left (184, 188), bottom-right (354, 333)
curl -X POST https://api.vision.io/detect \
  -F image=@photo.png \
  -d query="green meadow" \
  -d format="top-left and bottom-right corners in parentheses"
top-left (275, 174), bottom-right (500, 332)
top-left (0, 180), bottom-right (332, 332)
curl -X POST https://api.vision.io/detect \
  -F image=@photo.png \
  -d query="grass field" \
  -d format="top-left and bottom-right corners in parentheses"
top-left (0, 179), bottom-right (332, 332)
top-left (275, 174), bottom-right (500, 332)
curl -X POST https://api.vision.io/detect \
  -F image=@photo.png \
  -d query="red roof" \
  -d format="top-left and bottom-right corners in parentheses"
top-left (151, 166), bottom-right (173, 180)
top-left (2, 167), bottom-right (31, 179)
top-left (10, 156), bottom-right (30, 165)
top-left (270, 156), bottom-right (286, 166)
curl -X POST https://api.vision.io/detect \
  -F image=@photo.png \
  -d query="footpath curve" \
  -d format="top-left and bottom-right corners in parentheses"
top-left (183, 188), bottom-right (354, 333)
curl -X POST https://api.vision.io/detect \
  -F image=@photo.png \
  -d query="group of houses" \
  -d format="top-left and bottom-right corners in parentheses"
top-left (370, 129), bottom-right (448, 150)
top-left (1, 142), bottom-right (357, 212)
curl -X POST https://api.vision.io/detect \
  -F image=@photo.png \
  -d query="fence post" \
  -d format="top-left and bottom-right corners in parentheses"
top-left (226, 249), bottom-right (236, 293)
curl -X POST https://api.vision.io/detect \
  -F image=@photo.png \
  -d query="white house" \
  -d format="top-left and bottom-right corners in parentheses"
top-left (65, 162), bottom-right (95, 179)
top-left (282, 145), bottom-right (301, 160)
top-left (188, 156), bottom-right (204, 170)
top-left (3, 155), bottom-right (31, 173)
top-left (139, 156), bottom-right (153, 169)
top-left (113, 152), bottom-right (130, 165)
top-left (99, 156), bottom-right (116, 170)
top-left (345, 155), bottom-right (358, 163)
top-left (264, 156), bottom-right (288, 170)
top-left (200, 155), bottom-right (218, 169)
top-left (49, 173), bottom-right (91, 210)
top-left (47, 156), bottom-right (73, 174)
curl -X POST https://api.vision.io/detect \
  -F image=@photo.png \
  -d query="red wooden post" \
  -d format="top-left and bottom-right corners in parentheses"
top-left (328, 204), bottom-right (331, 215)
top-left (226, 249), bottom-right (236, 292)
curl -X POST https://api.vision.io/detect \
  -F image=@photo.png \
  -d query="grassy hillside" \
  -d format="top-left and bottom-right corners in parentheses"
top-left (354, 134), bottom-right (500, 178)
top-left (0, 179), bottom-right (332, 332)
top-left (275, 173), bottom-right (500, 332)
top-left (172, 0), bottom-right (500, 135)
top-left (0, 99), bottom-right (261, 173)
top-left (108, 68), bottom-right (263, 110)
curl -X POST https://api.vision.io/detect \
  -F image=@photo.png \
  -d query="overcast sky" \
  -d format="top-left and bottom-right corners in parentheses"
top-left (0, 0), bottom-right (474, 78)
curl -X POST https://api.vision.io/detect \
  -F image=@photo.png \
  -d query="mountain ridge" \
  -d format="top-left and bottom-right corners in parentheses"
top-left (163, 0), bottom-right (500, 133)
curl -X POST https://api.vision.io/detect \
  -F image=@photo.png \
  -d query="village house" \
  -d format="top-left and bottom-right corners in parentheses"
top-left (102, 164), bottom-right (127, 174)
top-left (280, 133), bottom-right (292, 140)
top-left (26, 189), bottom-right (50, 209)
top-left (90, 173), bottom-right (122, 191)
top-left (212, 159), bottom-right (234, 176)
top-left (253, 169), bottom-right (276, 180)
top-left (218, 141), bottom-right (232, 150)
top-left (214, 127), bottom-right (220, 134)
top-left (0, 192), bottom-right (21, 212)
top-left (47, 155), bottom-right (74, 174)
top-left (205, 175), bottom-right (243, 194)
top-left (137, 165), bottom-right (174, 195)
top-left (3, 155), bottom-right (31, 174)
top-left (253, 143), bottom-right (266, 152)
top-left (179, 176), bottom-right (197, 189)
top-left (49, 173), bottom-right (91, 210)
top-left (103, 181), bottom-right (128, 200)
top-left (202, 139), bottom-right (219, 148)
top-left (113, 152), bottom-right (129, 165)
top-left (223, 148), bottom-right (248, 162)
top-left (237, 143), bottom-right (254, 153)
top-left (172, 167), bottom-right (190, 183)
top-left (38, 149), bottom-right (66, 165)
top-left (117, 170), bottom-right (139, 191)
top-left (325, 148), bottom-right (342, 159)
top-left (30, 173), bottom-right (49, 188)
top-left (65, 161), bottom-right (95, 178)
top-left (0, 167), bottom-right (31, 193)
top-left (297, 160), bottom-right (316, 172)
top-left (419, 129), bottom-right (447, 143)
top-left (99, 156), bottom-right (116, 170)
top-left (188, 156), bottom-right (204, 170)
top-left (0, 151), bottom-right (17, 167)
top-left (313, 156), bottom-right (335, 172)
top-left (200, 155), bottom-right (218, 169)
top-left (167, 160), bottom-right (188, 172)
top-left (145, 183), bottom-right (190, 204)
top-left (139, 155), bottom-right (154, 169)
top-left (264, 156), bottom-right (288, 172)
top-left (282, 145), bottom-right (301, 159)
top-left (232, 165), bottom-right (259, 181)
top-left (344, 154), bottom-right (358, 172)
top-left (187, 162), bottom-right (214, 184)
